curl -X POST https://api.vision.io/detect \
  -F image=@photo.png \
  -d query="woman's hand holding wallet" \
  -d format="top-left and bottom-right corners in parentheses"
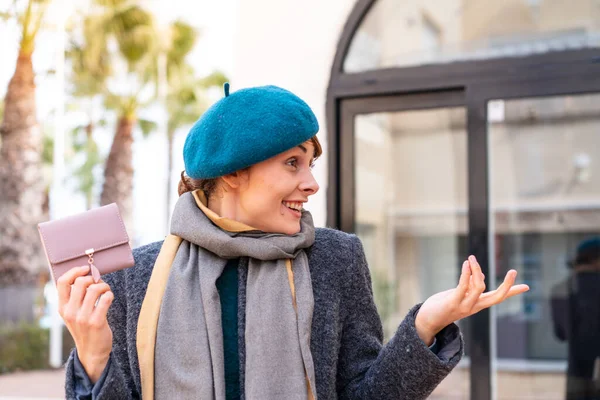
top-left (57, 264), bottom-right (114, 384)
top-left (37, 203), bottom-right (136, 383)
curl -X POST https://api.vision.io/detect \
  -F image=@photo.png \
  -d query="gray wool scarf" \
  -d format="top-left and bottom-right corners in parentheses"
top-left (154, 192), bottom-right (317, 400)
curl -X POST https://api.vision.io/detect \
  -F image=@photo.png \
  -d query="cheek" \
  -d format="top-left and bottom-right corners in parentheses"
top-left (240, 184), bottom-right (280, 217)
top-left (242, 171), bottom-right (299, 220)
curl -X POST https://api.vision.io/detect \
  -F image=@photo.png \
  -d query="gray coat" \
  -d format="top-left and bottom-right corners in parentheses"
top-left (65, 228), bottom-right (463, 399)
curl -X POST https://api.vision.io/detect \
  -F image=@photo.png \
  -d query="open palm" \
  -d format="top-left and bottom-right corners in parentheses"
top-left (415, 256), bottom-right (530, 343)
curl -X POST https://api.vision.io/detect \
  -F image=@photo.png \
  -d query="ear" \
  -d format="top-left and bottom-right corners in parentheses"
top-left (220, 170), bottom-right (247, 190)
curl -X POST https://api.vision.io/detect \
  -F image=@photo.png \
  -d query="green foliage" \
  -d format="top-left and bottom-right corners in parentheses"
top-left (0, 322), bottom-right (75, 374)
top-left (144, 20), bottom-right (199, 94)
top-left (71, 124), bottom-right (102, 201)
top-left (95, 3), bottom-right (154, 68)
top-left (138, 118), bottom-right (157, 137)
top-left (0, 323), bottom-right (48, 373)
top-left (167, 20), bottom-right (197, 70)
top-left (68, 0), bottom-right (157, 114)
top-left (95, 0), bottom-right (128, 7)
top-left (41, 133), bottom-right (54, 165)
top-left (166, 70), bottom-right (228, 135)
top-left (18, 0), bottom-right (49, 55)
top-left (199, 71), bottom-right (228, 88)
top-left (67, 17), bottom-right (112, 97)
top-left (65, 1), bottom-right (158, 206)
top-left (0, 0), bottom-right (51, 56)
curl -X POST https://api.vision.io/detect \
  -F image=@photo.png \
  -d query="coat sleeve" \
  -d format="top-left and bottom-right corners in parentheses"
top-left (69, 349), bottom-right (111, 399)
top-left (65, 268), bottom-right (141, 400)
top-left (336, 235), bottom-right (464, 400)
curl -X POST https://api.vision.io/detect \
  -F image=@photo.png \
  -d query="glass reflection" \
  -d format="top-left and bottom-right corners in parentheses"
top-left (344, 0), bottom-right (600, 72)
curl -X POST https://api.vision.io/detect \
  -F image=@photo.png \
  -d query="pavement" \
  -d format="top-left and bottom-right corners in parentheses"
top-left (0, 369), bottom-right (65, 400)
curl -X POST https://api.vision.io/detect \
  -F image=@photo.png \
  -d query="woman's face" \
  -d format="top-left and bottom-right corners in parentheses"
top-left (234, 140), bottom-right (319, 235)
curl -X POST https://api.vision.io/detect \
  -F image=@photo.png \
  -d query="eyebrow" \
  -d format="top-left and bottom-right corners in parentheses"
top-left (297, 145), bottom-right (308, 153)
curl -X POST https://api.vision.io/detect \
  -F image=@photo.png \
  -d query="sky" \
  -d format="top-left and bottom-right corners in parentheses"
top-left (0, 0), bottom-right (239, 245)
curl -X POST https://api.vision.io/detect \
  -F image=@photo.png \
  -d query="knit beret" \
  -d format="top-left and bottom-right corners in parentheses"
top-left (183, 83), bottom-right (319, 179)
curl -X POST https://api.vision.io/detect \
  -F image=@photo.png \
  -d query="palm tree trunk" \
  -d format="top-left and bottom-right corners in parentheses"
top-left (100, 116), bottom-right (135, 239)
top-left (165, 129), bottom-right (174, 233)
top-left (0, 52), bottom-right (46, 286)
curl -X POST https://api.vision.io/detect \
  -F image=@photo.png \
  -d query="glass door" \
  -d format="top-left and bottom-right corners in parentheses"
top-left (341, 92), bottom-right (471, 399)
top-left (488, 93), bottom-right (600, 400)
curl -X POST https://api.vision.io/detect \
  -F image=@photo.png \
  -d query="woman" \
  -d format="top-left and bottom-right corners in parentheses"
top-left (60, 84), bottom-right (529, 400)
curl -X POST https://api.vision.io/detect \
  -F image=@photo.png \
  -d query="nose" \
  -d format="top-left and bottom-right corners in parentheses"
top-left (299, 170), bottom-right (320, 196)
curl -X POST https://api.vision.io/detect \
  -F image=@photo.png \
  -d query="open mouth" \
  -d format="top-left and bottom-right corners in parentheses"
top-left (283, 201), bottom-right (303, 214)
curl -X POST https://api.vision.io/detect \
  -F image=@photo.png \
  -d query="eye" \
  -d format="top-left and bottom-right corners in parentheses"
top-left (286, 158), bottom-right (298, 168)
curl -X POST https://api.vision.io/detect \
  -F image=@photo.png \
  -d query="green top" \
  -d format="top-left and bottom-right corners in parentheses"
top-left (216, 258), bottom-right (240, 400)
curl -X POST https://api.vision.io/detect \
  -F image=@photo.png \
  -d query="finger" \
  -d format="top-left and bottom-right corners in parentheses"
top-left (463, 256), bottom-right (486, 309)
top-left (502, 284), bottom-right (529, 299)
top-left (475, 283), bottom-right (529, 313)
top-left (477, 284), bottom-right (529, 303)
top-left (452, 261), bottom-right (471, 302)
top-left (57, 265), bottom-right (90, 310)
top-left (469, 255), bottom-right (485, 280)
top-left (479, 270), bottom-right (529, 300)
top-left (80, 281), bottom-right (111, 317)
top-left (91, 291), bottom-right (114, 322)
top-left (68, 276), bottom-right (96, 309)
top-left (475, 270), bottom-right (517, 309)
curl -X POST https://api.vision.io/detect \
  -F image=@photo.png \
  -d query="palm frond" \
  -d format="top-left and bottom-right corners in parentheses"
top-left (164, 68), bottom-right (227, 133)
top-left (102, 4), bottom-right (155, 65)
top-left (95, 0), bottom-right (129, 7)
top-left (104, 92), bottom-right (124, 110)
top-left (199, 70), bottom-right (228, 88)
top-left (19, 0), bottom-right (49, 55)
top-left (29, 0), bottom-right (50, 44)
top-left (138, 118), bottom-right (157, 137)
top-left (67, 25), bottom-right (111, 97)
top-left (167, 20), bottom-right (198, 68)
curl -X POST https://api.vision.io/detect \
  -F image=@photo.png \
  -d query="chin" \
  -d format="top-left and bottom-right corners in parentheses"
top-left (280, 222), bottom-right (301, 235)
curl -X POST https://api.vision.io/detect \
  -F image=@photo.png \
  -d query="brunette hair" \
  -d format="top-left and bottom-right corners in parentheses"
top-left (178, 135), bottom-right (323, 199)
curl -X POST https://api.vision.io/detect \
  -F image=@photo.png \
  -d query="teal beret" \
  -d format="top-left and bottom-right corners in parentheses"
top-left (183, 83), bottom-right (319, 179)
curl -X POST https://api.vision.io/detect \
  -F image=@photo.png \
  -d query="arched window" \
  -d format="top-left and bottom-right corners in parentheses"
top-left (343, 0), bottom-right (600, 72)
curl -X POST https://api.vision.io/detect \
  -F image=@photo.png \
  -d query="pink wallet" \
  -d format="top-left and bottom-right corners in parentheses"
top-left (38, 203), bottom-right (135, 284)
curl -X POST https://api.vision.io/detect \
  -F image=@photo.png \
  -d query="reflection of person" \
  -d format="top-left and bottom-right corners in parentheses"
top-left (59, 84), bottom-right (528, 399)
top-left (551, 237), bottom-right (600, 400)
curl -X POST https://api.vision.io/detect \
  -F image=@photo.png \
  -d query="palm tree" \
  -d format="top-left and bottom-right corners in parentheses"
top-left (72, 0), bottom-right (156, 234)
top-left (70, 5), bottom-right (226, 236)
top-left (0, 0), bottom-right (50, 286)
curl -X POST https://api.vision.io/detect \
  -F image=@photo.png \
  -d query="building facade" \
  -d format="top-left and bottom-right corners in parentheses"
top-left (232, 1), bottom-right (600, 398)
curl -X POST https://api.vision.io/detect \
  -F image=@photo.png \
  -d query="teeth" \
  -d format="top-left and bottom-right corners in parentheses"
top-left (283, 201), bottom-right (303, 211)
